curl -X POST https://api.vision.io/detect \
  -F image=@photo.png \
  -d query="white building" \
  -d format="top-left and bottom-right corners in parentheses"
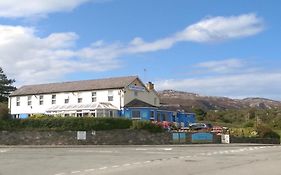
top-left (9, 76), bottom-right (159, 118)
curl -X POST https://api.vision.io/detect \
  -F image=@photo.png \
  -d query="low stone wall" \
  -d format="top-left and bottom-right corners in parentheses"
top-left (0, 130), bottom-right (172, 145)
top-left (230, 136), bottom-right (280, 144)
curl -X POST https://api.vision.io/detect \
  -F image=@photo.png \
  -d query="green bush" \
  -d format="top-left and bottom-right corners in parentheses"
top-left (255, 124), bottom-right (280, 139)
top-left (0, 117), bottom-right (132, 131)
top-left (243, 121), bottom-right (254, 128)
top-left (0, 103), bottom-right (10, 120)
top-left (131, 121), bottom-right (164, 133)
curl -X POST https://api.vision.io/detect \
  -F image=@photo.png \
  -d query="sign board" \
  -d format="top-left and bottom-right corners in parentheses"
top-left (128, 85), bottom-right (145, 91)
top-left (191, 133), bottom-right (213, 143)
top-left (221, 134), bottom-right (230, 144)
top-left (77, 131), bottom-right (86, 140)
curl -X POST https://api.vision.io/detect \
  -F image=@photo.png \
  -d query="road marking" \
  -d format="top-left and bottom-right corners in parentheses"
top-left (54, 173), bottom-right (65, 175)
top-left (133, 162), bottom-right (141, 165)
top-left (122, 163), bottom-right (131, 167)
top-left (136, 148), bottom-right (148, 151)
top-left (157, 148), bottom-right (173, 151)
top-left (71, 171), bottom-right (81, 174)
top-left (0, 149), bottom-right (8, 153)
top-left (99, 167), bottom-right (108, 170)
top-left (112, 165), bottom-right (120, 168)
top-left (144, 160), bottom-right (151, 163)
top-left (85, 169), bottom-right (95, 172)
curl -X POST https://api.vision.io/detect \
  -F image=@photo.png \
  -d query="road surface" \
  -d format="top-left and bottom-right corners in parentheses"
top-left (0, 144), bottom-right (280, 175)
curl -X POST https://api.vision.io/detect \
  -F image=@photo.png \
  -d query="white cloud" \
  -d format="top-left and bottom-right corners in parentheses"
top-left (177, 13), bottom-right (264, 42)
top-left (0, 0), bottom-right (93, 18)
top-left (82, 13), bottom-right (264, 57)
top-left (0, 13), bottom-right (265, 85)
top-left (196, 59), bottom-right (246, 73)
top-left (0, 25), bottom-right (120, 85)
top-left (155, 72), bottom-right (281, 100)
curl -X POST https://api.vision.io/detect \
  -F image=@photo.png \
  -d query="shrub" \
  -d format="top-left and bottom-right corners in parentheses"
top-left (0, 103), bottom-right (10, 120)
top-left (0, 117), bottom-right (132, 131)
top-left (243, 121), bottom-right (254, 128)
top-left (131, 121), bottom-right (164, 133)
top-left (255, 124), bottom-right (280, 139)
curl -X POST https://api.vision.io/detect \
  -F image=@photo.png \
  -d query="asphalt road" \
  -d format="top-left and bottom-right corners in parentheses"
top-left (0, 144), bottom-right (280, 175)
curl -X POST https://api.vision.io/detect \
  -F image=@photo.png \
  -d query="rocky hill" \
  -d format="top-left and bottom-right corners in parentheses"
top-left (158, 90), bottom-right (281, 111)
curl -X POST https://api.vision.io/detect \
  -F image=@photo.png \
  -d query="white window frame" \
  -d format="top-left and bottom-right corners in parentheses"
top-left (108, 90), bottom-right (114, 102)
top-left (39, 95), bottom-right (44, 105)
top-left (51, 95), bottom-right (56, 104)
top-left (16, 97), bottom-right (20, 106)
top-left (27, 96), bottom-right (32, 106)
top-left (92, 91), bottom-right (97, 102)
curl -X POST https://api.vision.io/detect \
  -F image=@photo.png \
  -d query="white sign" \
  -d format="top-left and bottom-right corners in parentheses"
top-left (221, 134), bottom-right (230, 144)
top-left (128, 85), bottom-right (145, 91)
top-left (77, 131), bottom-right (86, 140)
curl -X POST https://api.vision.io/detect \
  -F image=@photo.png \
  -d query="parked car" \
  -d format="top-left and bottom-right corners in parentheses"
top-left (189, 123), bottom-right (213, 130)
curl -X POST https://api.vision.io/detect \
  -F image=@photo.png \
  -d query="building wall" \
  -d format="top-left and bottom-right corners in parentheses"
top-left (123, 79), bottom-right (160, 107)
top-left (10, 89), bottom-right (122, 115)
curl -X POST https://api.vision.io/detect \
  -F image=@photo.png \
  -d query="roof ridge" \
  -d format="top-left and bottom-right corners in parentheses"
top-left (10, 75), bottom-right (139, 96)
top-left (21, 75), bottom-right (138, 87)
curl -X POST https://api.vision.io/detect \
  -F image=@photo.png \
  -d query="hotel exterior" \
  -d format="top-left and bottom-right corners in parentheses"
top-left (9, 76), bottom-right (195, 127)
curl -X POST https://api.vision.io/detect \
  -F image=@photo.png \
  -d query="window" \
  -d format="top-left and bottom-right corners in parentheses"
top-left (65, 98), bottom-right (69, 104)
top-left (51, 95), bottom-right (56, 104)
top-left (92, 92), bottom-right (97, 102)
top-left (27, 96), bottom-right (32, 106)
top-left (78, 98), bottom-right (82, 103)
top-left (109, 110), bottom-right (113, 117)
top-left (157, 112), bottom-right (161, 121)
top-left (16, 97), bottom-right (20, 106)
top-left (162, 113), bottom-right (168, 121)
top-left (39, 95), bottom-right (44, 105)
top-left (132, 110), bottom-right (141, 120)
top-left (150, 111), bottom-right (155, 120)
top-left (108, 90), bottom-right (113, 101)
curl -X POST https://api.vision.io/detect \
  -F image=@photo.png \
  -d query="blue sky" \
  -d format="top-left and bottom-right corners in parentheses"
top-left (0, 0), bottom-right (280, 100)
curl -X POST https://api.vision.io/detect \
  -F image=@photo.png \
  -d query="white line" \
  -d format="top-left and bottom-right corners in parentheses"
top-left (133, 162), bottom-right (141, 165)
top-left (85, 169), bottom-right (95, 172)
top-left (112, 165), bottom-right (120, 168)
top-left (99, 167), bottom-right (108, 170)
top-left (0, 149), bottom-right (8, 153)
top-left (71, 171), bottom-right (80, 174)
top-left (54, 173), bottom-right (66, 175)
top-left (122, 163), bottom-right (131, 167)
top-left (157, 148), bottom-right (173, 151)
top-left (136, 148), bottom-right (148, 151)
top-left (144, 160), bottom-right (151, 163)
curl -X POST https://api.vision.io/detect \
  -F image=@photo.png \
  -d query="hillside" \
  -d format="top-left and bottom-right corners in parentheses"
top-left (159, 90), bottom-right (281, 111)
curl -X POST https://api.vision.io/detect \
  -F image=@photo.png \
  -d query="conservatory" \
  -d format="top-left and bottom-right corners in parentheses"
top-left (46, 102), bottom-right (119, 118)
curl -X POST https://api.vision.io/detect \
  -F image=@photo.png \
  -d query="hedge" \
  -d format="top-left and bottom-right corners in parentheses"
top-left (0, 117), bottom-right (133, 131)
top-left (131, 120), bottom-right (164, 133)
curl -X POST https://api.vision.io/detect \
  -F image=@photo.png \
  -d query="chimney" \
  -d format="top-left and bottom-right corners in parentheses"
top-left (146, 82), bottom-right (154, 91)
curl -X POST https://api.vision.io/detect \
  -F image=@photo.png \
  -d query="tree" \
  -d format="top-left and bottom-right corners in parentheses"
top-left (0, 67), bottom-right (16, 103)
top-left (0, 103), bottom-right (10, 120)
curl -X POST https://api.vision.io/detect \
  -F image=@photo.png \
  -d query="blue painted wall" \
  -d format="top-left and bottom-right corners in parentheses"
top-left (122, 107), bottom-right (196, 127)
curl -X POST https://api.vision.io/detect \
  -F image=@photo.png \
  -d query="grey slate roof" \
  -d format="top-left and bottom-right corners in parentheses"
top-left (10, 76), bottom-right (138, 96)
top-left (124, 99), bottom-right (156, 108)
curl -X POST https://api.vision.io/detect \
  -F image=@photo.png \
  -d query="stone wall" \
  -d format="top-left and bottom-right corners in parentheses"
top-left (0, 130), bottom-right (172, 145)
top-left (230, 136), bottom-right (280, 144)
top-left (0, 130), bottom-right (279, 145)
